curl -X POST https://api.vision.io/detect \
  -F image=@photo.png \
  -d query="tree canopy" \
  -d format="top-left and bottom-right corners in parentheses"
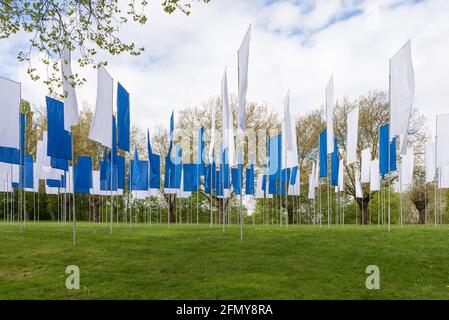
top-left (0, 0), bottom-right (210, 92)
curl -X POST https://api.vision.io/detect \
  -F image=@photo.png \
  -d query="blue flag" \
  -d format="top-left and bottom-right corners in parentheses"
top-left (331, 138), bottom-right (339, 186)
top-left (117, 82), bottom-right (130, 152)
top-left (319, 130), bottom-right (328, 178)
top-left (245, 164), bottom-right (255, 195)
top-left (231, 165), bottom-right (243, 195)
top-left (0, 113), bottom-right (25, 165)
top-left (149, 153), bottom-right (161, 189)
top-left (46, 97), bottom-right (72, 160)
top-left (24, 155), bottom-right (34, 189)
top-left (74, 156), bottom-right (92, 194)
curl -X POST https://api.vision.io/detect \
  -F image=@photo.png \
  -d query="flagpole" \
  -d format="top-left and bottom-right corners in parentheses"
top-left (71, 134), bottom-right (76, 246)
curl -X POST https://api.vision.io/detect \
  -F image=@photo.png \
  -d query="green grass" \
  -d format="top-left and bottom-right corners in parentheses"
top-left (1, 221), bottom-right (449, 300)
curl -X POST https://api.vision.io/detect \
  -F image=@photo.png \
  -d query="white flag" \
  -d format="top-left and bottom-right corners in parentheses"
top-left (436, 114), bottom-right (449, 168)
top-left (400, 148), bottom-right (414, 192)
top-left (282, 91), bottom-right (298, 169)
top-left (346, 107), bottom-right (359, 165)
top-left (361, 148), bottom-right (371, 183)
top-left (338, 159), bottom-right (344, 192)
top-left (61, 47), bottom-right (79, 131)
top-left (238, 25), bottom-right (251, 133)
top-left (369, 159), bottom-right (380, 191)
top-left (89, 66), bottom-right (113, 148)
top-left (221, 69), bottom-right (234, 166)
top-left (439, 166), bottom-right (449, 189)
top-left (355, 172), bottom-right (363, 198)
top-left (92, 170), bottom-right (100, 195)
top-left (289, 169), bottom-right (300, 196)
top-left (0, 77), bottom-right (20, 149)
top-left (425, 142), bottom-right (436, 183)
top-left (255, 174), bottom-right (265, 199)
top-left (326, 75), bottom-right (335, 154)
top-left (390, 40), bottom-right (414, 141)
top-left (308, 175), bottom-right (315, 200)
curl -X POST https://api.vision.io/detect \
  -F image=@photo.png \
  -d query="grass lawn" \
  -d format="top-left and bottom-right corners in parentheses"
top-left (1, 221), bottom-right (449, 300)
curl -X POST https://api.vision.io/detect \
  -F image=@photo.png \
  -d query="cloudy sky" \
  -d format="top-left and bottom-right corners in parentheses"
top-left (1, 0), bottom-right (448, 135)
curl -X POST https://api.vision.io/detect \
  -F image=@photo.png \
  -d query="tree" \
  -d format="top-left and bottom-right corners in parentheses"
top-left (0, 0), bottom-right (210, 93)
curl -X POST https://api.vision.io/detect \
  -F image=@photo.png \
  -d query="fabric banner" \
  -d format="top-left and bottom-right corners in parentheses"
top-left (0, 112), bottom-right (24, 165)
top-left (319, 130), bottom-right (327, 178)
top-left (245, 164), bottom-right (255, 195)
top-left (0, 77), bottom-right (20, 149)
top-left (129, 159), bottom-right (148, 191)
top-left (74, 156), bottom-right (92, 194)
top-left (61, 47), bottom-right (79, 131)
top-left (197, 127), bottom-right (205, 176)
top-left (221, 69), bottom-right (235, 165)
top-left (338, 159), bottom-right (344, 192)
top-left (149, 153), bottom-right (161, 189)
top-left (400, 148), bottom-right (414, 192)
top-left (117, 82), bottom-right (130, 152)
top-left (46, 96), bottom-right (72, 160)
top-left (425, 142), bottom-right (436, 183)
top-left (268, 135), bottom-right (282, 178)
top-left (231, 165), bottom-right (243, 195)
top-left (326, 75), bottom-right (334, 154)
top-left (255, 173), bottom-right (265, 199)
top-left (117, 155), bottom-right (125, 190)
top-left (346, 107), bottom-right (359, 165)
top-left (238, 24), bottom-right (251, 133)
top-left (390, 40), bottom-right (415, 141)
top-left (89, 66), bottom-right (113, 148)
top-left (282, 91), bottom-right (298, 169)
top-left (24, 155), bottom-right (34, 189)
top-left (51, 156), bottom-right (69, 171)
top-left (436, 114), bottom-right (449, 167)
top-left (183, 163), bottom-right (199, 192)
top-left (361, 148), bottom-right (371, 183)
top-left (331, 138), bottom-right (339, 186)
top-left (370, 159), bottom-right (380, 191)
top-left (355, 172), bottom-right (363, 198)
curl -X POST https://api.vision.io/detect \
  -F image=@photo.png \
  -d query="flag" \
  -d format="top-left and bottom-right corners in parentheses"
top-left (390, 40), bottom-right (415, 141)
top-left (89, 66), bottom-right (113, 148)
top-left (168, 111), bottom-right (174, 153)
top-left (319, 130), bottom-right (327, 178)
top-left (338, 159), bottom-right (344, 192)
top-left (361, 148), bottom-right (371, 183)
top-left (238, 24), bottom-right (251, 133)
top-left (149, 153), bottom-right (161, 189)
top-left (221, 69), bottom-right (235, 166)
top-left (183, 163), bottom-right (199, 192)
top-left (268, 135), bottom-right (282, 179)
top-left (197, 127), bottom-right (205, 176)
top-left (74, 156), bottom-right (92, 194)
top-left (231, 165), bottom-right (243, 195)
top-left (61, 47), bottom-right (79, 131)
top-left (209, 98), bottom-right (216, 163)
top-left (132, 149), bottom-right (140, 185)
top-left (282, 91), bottom-right (298, 169)
top-left (111, 115), bottom-right (117, 164)
top-left (147, 129), bottom-right (153, 157)
top-left (117, 82), bottom-right (130, 152)
top-left (355, 172), bottom-right (363, 198)
top-left (370, 159), bottom-right (380, 191)
top-left (346, 107), bottom-right (359, 165)
top-left (326, 75), bottom-right (335, 154)
top-left (246, 164), bottom-right (255, 195)
top-left (425, 142), bottom-right (436, 183)
top-left (436, 114), bottom-right (449, 168)
top-left (0, 77), bottom-right (20, 150)
top-left (331, 138), bottom-right (339, 186)
top-left (46, 97), bottom-right (72, 160)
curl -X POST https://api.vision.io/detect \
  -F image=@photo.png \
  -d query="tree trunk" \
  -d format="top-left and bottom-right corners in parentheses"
top-left (357, 196), bottom-right (370, 225)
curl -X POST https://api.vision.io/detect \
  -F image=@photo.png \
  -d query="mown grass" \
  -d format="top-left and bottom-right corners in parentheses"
top-left (1, 221), bottom-right (449, 300)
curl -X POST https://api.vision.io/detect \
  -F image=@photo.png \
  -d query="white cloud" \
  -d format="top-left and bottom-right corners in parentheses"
top-left (0, 0), bottom-right (448, 138)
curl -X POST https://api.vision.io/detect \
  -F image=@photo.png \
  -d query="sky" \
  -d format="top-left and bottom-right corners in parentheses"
top-left (0, 0), bottom-right (448, 136)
